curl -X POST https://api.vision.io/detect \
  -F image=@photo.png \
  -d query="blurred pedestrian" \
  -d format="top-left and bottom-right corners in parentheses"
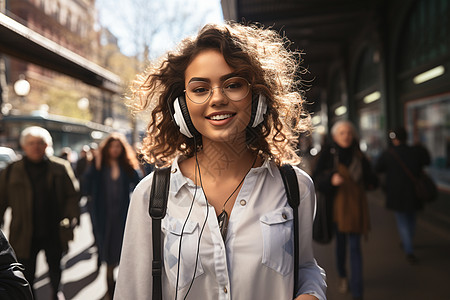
top-left (75, 144), bottom-right (91, 181)
top-left (313, 120), bottom-right (377, 300)
top-left (59, 147), bottom-right (72, 161)
top-left (83, 132), bottom-right (141, 300)
top-left (0, 126), bottom-right (80, 300)
top-left (374, 127), bottom-right (430, 264)
top-left (75, 144), bottom-right (101, 266)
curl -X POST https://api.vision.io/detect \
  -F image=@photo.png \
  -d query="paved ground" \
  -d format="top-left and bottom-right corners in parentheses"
top-left (18, 199), bottom-right (110, 300)
top-left (314, 189), bottom-right (450, 300)
top-left (6, 189), bottom-right (450, 300)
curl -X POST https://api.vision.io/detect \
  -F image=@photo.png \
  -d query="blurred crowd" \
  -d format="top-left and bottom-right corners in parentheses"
top-left (0, 126), bottom-right (150, 300)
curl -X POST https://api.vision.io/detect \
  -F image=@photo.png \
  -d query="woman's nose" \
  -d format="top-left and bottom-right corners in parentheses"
top-left (209, 86), bottom-right (227, 105)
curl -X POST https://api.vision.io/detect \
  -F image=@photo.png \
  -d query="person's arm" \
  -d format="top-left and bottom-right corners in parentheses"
top-left (294, 169), bottom-right (327, 300)
top-left (312, 147), bottom-right (337, 193)
top-left (115, 175), bottom-right (154, 299)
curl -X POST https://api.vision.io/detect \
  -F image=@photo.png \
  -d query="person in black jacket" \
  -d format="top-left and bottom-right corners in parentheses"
top-left (375, 127), bottom-right (430, 264)
top-left (0, 229), bottom-right (33, 299)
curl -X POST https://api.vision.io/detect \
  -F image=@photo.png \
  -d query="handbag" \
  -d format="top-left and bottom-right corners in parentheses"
top-left (312, 190), bottom-right (333, 244)
top-left (415, 172), bottom-right (438, 203)
top-left (389, 149), bottom-right (438, 204)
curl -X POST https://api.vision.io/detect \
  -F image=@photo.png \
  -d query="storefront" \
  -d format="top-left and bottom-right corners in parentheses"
top-left (396, 0), bottom-right (450, 190)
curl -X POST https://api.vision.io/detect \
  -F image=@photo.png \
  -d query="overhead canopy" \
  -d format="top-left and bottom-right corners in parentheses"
top-left (0, 12), bottom-right (122, 94)
top-left (221, 0), bottom-right (384, 101)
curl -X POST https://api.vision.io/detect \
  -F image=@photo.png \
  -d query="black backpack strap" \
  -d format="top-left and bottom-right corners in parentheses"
top-left (148, 167), bottom-right (171, 300)
top-left (279, 164), bottom-right (300, 298)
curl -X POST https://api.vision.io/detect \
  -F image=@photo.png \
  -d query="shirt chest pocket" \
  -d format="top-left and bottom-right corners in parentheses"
top-left (162, 215), bottom-right (205, 289)
top-left (260, 207), bottom-right (294, 276)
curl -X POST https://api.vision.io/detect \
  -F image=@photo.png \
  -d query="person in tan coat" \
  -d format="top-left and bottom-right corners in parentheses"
top-left (313, 120), bottom-right (377, 300)
top-left (0, 126), bottom-right (80, 300)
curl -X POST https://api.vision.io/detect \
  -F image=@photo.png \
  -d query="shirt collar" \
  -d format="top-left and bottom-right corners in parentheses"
top-left (169, 156), bottom-right (191, 197)
top-left (168, 155), bottom-right (276, 196)
top-left (259, 157), bottom-right (275, 177)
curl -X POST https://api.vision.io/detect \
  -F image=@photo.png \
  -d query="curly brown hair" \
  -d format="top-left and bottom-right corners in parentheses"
top-left (98, 132), bottom-right (139, 175)
top-left (128, 22), bottom-right (311, 167)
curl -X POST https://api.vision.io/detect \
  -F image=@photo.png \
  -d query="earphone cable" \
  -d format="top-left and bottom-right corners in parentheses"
top-left (184, 147), bottom-right (210, 299)
top-left (174, 146), bottom-right (198, 300)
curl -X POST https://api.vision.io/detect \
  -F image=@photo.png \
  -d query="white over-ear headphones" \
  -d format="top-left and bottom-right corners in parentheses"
top-left (173, 97), bottom-right (194, 138)
top-left (251, 93), bottom-right (268, 128)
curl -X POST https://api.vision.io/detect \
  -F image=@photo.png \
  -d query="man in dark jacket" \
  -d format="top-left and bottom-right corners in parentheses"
top-left (0, 126), bottom-right (80, 299)
top-left (375, 127), bottom-right (429, 264)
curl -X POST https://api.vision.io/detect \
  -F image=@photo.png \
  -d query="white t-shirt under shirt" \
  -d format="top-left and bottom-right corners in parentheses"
top-left (115, 156), bottom-right (327, 300)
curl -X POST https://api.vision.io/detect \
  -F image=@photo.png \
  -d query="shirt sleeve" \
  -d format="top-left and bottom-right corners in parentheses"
top-left (115, 174), bottom-right (154, 299)
top-left (294, 167), bottom-right (327, 300)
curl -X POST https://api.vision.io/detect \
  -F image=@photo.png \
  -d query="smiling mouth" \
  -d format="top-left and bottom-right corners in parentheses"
top-left (206, 113), bottom-right (235, 121)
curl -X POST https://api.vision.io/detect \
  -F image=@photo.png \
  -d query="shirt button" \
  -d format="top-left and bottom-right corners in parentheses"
top-left (282, 213), bottom-right (287, 219)
top-left (240, 199), bottom-right (247, 206)
top-left (171, 168), bottom-right (177, 173)
top-left (223, 287), bottom-right (228, 293)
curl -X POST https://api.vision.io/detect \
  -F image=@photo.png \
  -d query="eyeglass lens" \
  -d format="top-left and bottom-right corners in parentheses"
top-left (186, 77), bottom-right (250, 104)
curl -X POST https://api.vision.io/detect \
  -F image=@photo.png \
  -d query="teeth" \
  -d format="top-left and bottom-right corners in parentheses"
top-left (210, 114), bottom-right (232, 120)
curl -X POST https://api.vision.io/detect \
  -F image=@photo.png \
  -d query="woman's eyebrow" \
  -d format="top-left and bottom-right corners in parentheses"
top-left (188, 77), bottom-right (210, 83)
top-left (187, 73), bottom-right (239, 84)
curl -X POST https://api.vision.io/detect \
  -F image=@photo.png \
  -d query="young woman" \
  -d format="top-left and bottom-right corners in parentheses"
top-left (115, 22), bottom-right (326, 300)
top-left (84, 132), bottom-right (141, 299)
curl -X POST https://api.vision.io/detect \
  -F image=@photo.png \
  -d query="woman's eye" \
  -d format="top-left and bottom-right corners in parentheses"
top-left (192, 87), bottom-right (209, 94)
top-left (225, 82), bottom-right (242, 90)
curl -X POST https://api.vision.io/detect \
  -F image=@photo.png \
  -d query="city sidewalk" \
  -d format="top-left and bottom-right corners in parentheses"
top-left (313, 189), bottom-right (450, 300)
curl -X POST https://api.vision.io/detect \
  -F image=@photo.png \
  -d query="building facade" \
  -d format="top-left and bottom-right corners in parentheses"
top-left (1, 0), bottom-right (126, 127)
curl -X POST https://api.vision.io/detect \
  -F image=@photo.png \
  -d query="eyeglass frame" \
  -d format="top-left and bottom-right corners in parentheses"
top-left (184, 76), bottom-right (252, 104)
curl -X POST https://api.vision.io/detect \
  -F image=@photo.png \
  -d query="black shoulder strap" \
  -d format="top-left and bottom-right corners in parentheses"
top-left (148, 167), bottom-right (171, 300)
top-left (278, 164), bottom-right (300, 297)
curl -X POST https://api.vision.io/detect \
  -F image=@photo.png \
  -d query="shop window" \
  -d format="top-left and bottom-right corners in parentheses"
top-left (406, 94), bottom-right (450, 189)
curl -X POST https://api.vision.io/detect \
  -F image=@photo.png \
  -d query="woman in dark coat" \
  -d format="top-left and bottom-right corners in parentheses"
top-left (313, 120), bottom-right (377, 300)
top-left (84, 132), bottom-right (141, 299)
top-left (375, 127), bottom-right (429, 264)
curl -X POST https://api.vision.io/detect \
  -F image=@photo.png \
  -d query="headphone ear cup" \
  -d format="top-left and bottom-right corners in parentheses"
top-left (173, 95), bottom-right (200, 139)
top-left (249, 93), bottom-right (268, 128)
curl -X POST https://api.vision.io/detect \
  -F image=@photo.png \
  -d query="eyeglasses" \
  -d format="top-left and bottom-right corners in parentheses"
top-left (185, 77), bottom-right (251, 104)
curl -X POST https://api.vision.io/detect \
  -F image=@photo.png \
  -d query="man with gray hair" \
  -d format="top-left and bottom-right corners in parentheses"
top-left (0, 126), bottom-right (80, 299)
